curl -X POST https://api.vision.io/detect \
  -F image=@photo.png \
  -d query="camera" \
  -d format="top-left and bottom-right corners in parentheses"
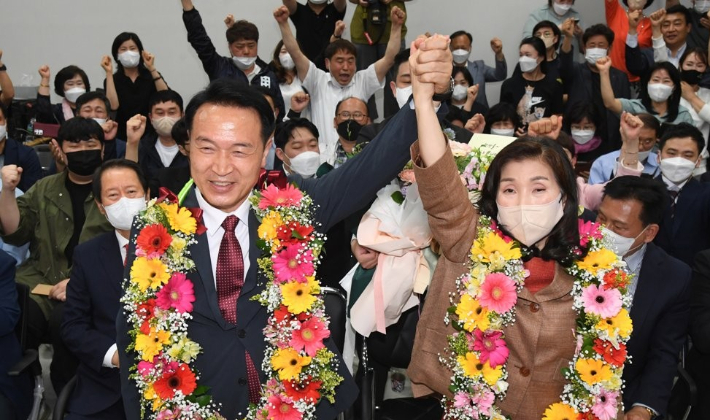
top-left (368, 0), bottom-right (384, 25)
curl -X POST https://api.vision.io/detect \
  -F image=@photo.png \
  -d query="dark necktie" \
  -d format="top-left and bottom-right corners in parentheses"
top-left (215, 215), bottom-right (260, 403)
top-left (669, 189), bottom-right (679, 219)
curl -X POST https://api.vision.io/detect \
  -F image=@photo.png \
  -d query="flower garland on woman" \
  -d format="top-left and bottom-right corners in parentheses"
top-left (405, 41), bottom-right (643, 420)
top-left (121, 183), bottom-right (342, 420)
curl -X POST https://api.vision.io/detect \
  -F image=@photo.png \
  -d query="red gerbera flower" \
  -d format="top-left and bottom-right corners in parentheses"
top-left (602, 269), bottom-right (629, 291)
top-left (577, 412), bottom-right (601, 420)
top-left (137, 298), bottom-right (157, 321)
top-left (136, 224), bottom-right (173, 257)
top-left (277, 221), bottom-right (314, 245)
top-left (153, 363), bottom-right (197, 399)
top-left (283, 377), bottom-right (322, 403)
top-left (274, 305), bottom-right (293, 324)
top-left (593, 339), bottom-right (627, 368)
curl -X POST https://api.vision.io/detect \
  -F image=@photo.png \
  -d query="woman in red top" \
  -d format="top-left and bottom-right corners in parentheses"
top-left (606, 0), bottom-right (655, 83)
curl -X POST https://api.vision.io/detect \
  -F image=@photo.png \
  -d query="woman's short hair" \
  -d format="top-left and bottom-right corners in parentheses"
top-left (479, 136), bottom-right (580, 264)
top-left (54, 65), bottom-right (90, 97)
top-left (484, 103), bottom-right (521, 134)
top-left (640, 61), bottom-right (682, 123)
top-left (452, 66), bottom-right (474, 87)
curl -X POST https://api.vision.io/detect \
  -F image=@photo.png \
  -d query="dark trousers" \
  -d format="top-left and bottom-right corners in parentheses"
top-left (26, 299), bottom-right (79, 395)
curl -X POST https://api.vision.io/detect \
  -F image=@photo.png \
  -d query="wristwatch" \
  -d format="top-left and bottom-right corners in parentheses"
top-left (642, 407), bottom-right (656, 419)
top-left (0, 65), bottom-right (7, 72)
top-left (432, 77), bottom-right (454, 102)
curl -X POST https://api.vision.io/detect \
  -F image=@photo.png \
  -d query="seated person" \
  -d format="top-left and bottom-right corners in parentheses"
top-left (482, 102), bottom-right (523, 137)
top-left (330, 97), bottom-right (371, 168)
top-left (589, 113), bottom-right (661, 184)
top-left (450, 30), bottom-right (507, 110)
top-left (36, 65), bottom-right (90, 124)
top-left (0, 249), bottom-right (32, 420)
top-left (560, 21), bottom-right (629, 155)
top-left (0, 103), bottom-right (42, 192)
top-left (61, 159), bottom-right (149, 420)
top-left (133, 90), bottom-right (188, 184)
top-left (600, 58), bottom-right (693, 125)
top-left (563, 102), bottom-right (607, 162)
top-left (0, 117), bottom-right (113, 393)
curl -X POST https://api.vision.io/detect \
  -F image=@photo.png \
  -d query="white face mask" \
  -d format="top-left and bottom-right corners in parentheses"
top-left (603, 226), bottom-right (647, 257)
top-left (627, 0), bottom-right (647, 10)
top-left (496, 193), bottom-right (565, 247)
top-left (519, 56), bottom-right (539, 73)
top-left (64, 87), bottom-right (86, 103)
top-left (310, 0), bottom-right (328, 4)
top-left (93, 118), bottom-right (107, 126)
top-left (233, 56), bottom-right (257, 71)
top-left (660, 156), bottom-right (697, 183)
top-left (637, 150), bottom-right (651, 162)
top-left (279, 53), bottom-right (295, 70)
top-left (0, 124), bottom-right (6, 141)
top-left (452, 49), bottom-right (471, 65)
top-left (118, 50), bottom-right (140, 68)
top-left (647, 83), bottom-right (673, 102)
top-left (395, 85), bottom-right (413, 109)
top-left (540, 36), bottom-right (555, 49)
top-left (491, 128), bottom-right (516, 137)
top-left (585, 48), bottom-right (607, 66)
top-left (452, 85), bottom-right (468, 101)
top-left (552, 2), bottom-right (572, 16)
top-left (571, 129), bottom-right (596, 144)
top-left (695, 0), bottom-right (710, 14)
top-left (287, 151), bottom-right (320, 178)
top-left (103, 196), bottom-right (147, 231)
top-left (152, 116), bottom-right (180, 138)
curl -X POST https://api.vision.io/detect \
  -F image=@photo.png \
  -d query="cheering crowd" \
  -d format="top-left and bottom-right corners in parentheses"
top-left (0, 0), bottom-right (709, 419)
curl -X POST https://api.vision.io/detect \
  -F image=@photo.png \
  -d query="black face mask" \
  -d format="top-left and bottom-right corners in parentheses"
top-left (65, 149), bottom-right (102, 176)
top-left (681, 70), bottom-right (704, 86)
top-left (336, 120), bottom-right (363, 142)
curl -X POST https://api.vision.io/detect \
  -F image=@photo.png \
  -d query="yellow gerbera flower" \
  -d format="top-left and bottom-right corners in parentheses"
top-left (306, 275), bottom-right (320, 294)
top-left (144, 383), bottom-right (163, 412)
top-left (271, 348), bottom-right (312, 380)
top-left (130, 257), bottom-right (170, 292)
top-left (542, 402), bottom-right (577, 420)
top-left (258, 211), bottom-right (283, 242)
top-left (135, 328), bottom-right (171, 361)
top-left (162, 202), bottom-right (197, 234)
top-left (596, 307), bottom-right (633, 339)
top-left (281, 281), bottom-right (317, 314)
top-left (471, 232), bottom-right (521, 263)
top-left (457, 352), bottom-right (503, 385)
top-left (577, 249), bottom-right (617, 272)
top-left (455, 294), bottom-right (490, 332)
top-left (575, 358), bottom-right (613, 385)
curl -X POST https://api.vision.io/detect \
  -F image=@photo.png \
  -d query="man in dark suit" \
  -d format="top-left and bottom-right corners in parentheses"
top-left (117, 35), bottom-right (453, 419)
top-left (652, 123), bottom-right (710, 266)
top-left (61, 160), bottom-right (149, 420)
top-left (684, 249), bottom-right (710, 419)
top-left (598, 176), bottom-right (691, 420)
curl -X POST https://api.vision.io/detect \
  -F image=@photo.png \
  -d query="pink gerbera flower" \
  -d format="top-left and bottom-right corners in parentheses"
top-left (273, 245), bottom-right (314, 283)
top-left (473, 329), bottom-right (509, 368)
top-left (267, 394), bottom-right (303, 420)
top-left (137, 360), bottom-right (154, 378)
top-left (156, 409), bottom-right (180, 420)
top-left (478, 273), bottom-right (517, 313)
top-left (453, 392), bottom-right (470, 409)
top-left (259, 184), bottom-right (303, 210)
top-left (471, 387), bottom-right (495, 415)
top-left (155, 273), bottom-right (196, 313)
top-left (581, 284), bottom-right (622, 319)
top-left (591, 389), bottom-right (620, 420)
top-left (290, 317), bottom-right (330, 357)
top-left (579, 220), bottom-right (603, 247)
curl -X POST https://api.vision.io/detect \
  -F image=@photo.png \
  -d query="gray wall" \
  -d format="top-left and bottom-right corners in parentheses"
top-left (0, 1), bottom-right (673, 106)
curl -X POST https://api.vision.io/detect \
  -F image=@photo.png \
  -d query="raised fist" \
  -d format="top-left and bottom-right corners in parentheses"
top-left (38, 65), bottom-right (51, 80)
top-left (101, 55), bottom-right (113, 73)
top-left (142, 51), bottom-right (155, 71)
top-left (528, 115), bottom-right (563, 140)
top-left (1, 165), bottom-right (22, 191)
top-left (274, 6), bottom-right (290, 24)
top-left (290, 91), bottom-right (310, 114)
top-left (126, 114), bottom-right (147, 144)
top-left (490, 38), bottom-right (503, 55)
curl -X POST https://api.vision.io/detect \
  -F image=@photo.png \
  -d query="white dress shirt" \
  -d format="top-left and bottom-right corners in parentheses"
top-left (102, 231), bottom-right (130, 368)
top-left (195, 188), bottom-right (251, 283)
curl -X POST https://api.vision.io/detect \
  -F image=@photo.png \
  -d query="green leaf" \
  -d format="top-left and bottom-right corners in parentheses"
top-left (192, 385), bottom-right (209, 396)
top-left (391, 191), bottom-right (404, 205)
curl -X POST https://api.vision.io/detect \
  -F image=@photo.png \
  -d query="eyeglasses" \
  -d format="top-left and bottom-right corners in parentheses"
top-left (337, 111), bottom-right (368, 121)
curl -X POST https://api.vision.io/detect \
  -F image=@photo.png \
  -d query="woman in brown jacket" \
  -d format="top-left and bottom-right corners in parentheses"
top-left (405, 43), bottom-right (590, 419)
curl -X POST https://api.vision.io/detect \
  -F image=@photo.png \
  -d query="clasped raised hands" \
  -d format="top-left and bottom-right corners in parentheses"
top-left (409, 34), bottom-right (453, 103)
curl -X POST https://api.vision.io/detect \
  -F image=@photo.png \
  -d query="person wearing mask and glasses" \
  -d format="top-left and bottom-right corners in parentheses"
top-left (523, 0), bottom-right (584, 60)
top-left (533, 20), bottom-right (563, 84)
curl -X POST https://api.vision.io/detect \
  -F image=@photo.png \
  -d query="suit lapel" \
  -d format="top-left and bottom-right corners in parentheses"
top-left (102, 233), bottom-right (124, 295)
top-left (630, 244), bottom-right (660, 333)
top-left (236, 210), bottom-right (265, 328)
top-left (672, 179), bottom-right (701, 236)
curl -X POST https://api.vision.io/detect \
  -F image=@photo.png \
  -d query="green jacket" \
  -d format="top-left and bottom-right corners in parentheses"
top-left (1, 171), bottom-right (112, 318)
top-left (350, 1), bottom-right (408, 46)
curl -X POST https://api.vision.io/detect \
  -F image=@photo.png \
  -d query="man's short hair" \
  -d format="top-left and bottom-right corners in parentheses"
top-left (227, 20), bottom-right (259, 44)
top-left (450, 30), bottom-right (473, 45)
top-left (55, 65), bottom-right (90, 98)
top-left (602, 176), bottom-right (668, 226)
top-left (171, 118), bottom-right (189, 147)
top-left (582, 24), bottom-right (615, 46)
top-left (324, 39), bottom-right (357, 61)
top-left (393, 48), bottom-right (411, 79)
top-left (57, 117), bottom-right (104, 146)
top-left (533, 20), bottom-right (562, 51)
top-left (658, 122), bottom-right (705, 154)
top-left (148, 90), bottom-right (184, 113)
top-left (274, 118), bottom-right (320, 150)
top-left (665, 4), bottom-right (692, 26)
top-left (75, 91), bottom-right (111, 114)
top-left (334, 96), bottom-right (367, 117)
top-left (184, 79), bottom-right (275, 145)
top-left (92, 159), bottom-right (148, 202)
top-left (636, 113), bottom-right (661, 136)
top-left (555, 131), bottom-right (576, 158)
